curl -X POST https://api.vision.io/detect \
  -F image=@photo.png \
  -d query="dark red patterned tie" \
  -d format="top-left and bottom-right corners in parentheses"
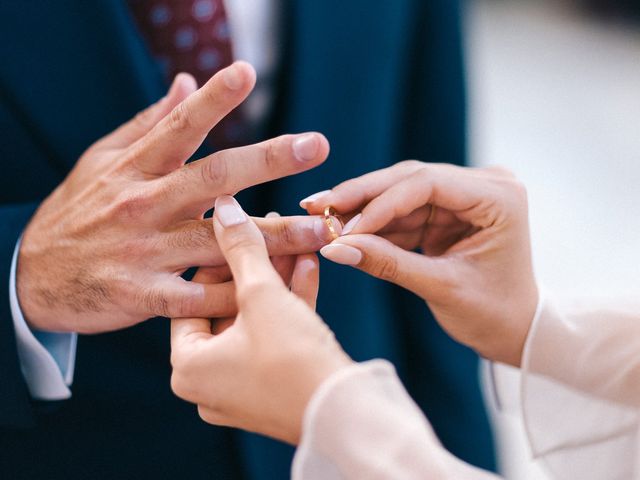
top-left (129, 0), bottom-right (245, 149)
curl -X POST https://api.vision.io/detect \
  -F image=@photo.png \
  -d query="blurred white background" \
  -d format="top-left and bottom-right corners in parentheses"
top-left (465, 0), bottom-right (640, 477)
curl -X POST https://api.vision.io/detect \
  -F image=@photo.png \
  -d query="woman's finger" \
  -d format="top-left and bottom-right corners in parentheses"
top-left (264, 211), bottom-right (297, 287)
top-left (192, 266), bottom-right (232, 284)
top-left (212, 196), bottom-right (284, 305)
top-left (299, 160), bottom-right (425, 215)
top-left (319, 234), bottom-right (452, 302)
top-left (347, 165), bottom-right (512, 235)
top-left (290, 254), bottom-right (320, 309)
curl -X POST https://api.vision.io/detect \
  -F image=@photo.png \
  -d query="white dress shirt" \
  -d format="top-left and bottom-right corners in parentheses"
top-left (293, 294), bottom-right (640, 479)
top-left (11, 0), bottom-right (280, 400)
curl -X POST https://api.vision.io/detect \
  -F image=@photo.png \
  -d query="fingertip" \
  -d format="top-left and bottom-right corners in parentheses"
top-left (299, 190), bottom-right (332, 211)
top-left (214, 195), bottom-right (247, 228)
top-left (317, 132), bottom-right (330, 156)
top-left (319, 243), bottom-right (362, 266)
top-left (296, 252), bottom-right (320, 274)
top-left (175, 72), bottom-right (198, 93)
top-left (222, 61), bottom-right (256, 92)
top-left (293, 133), bottom-right (330, 166)
top-left (315, 133), bottom-right (330, 165)
top-left (292, 253), bottom-right (320, 307)
top-left (235, 60), bottom-right (257, 87)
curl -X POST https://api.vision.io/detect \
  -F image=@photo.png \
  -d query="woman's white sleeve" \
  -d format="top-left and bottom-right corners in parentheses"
top-left (292, 359), bottom-right (500, 480)
top-left (520, 294), bottom-right (640, 479)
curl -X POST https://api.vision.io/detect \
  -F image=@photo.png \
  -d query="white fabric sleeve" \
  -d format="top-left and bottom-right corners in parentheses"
top-left (292, 359), bottom-right (500, 480)
top-left (10, 239), bottom-right (76, 400)
top-left (520, 293), bottom-right (640, 479)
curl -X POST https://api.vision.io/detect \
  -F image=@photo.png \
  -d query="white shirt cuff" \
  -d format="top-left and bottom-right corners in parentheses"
top-left (485, 290), bottom-right (546, 415)
top-left (10, 239), bottom-right (76, 400)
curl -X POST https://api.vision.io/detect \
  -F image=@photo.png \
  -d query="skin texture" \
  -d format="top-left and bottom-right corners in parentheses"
top-left (170, 196), bottom-right (353, 445)
top-left (304, 161), bottom-right (539, 367)
top-left (17, 62), bottom-right (334, 334)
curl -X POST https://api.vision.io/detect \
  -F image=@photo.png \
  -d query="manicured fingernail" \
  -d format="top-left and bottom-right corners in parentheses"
top-left (215, 195), bottom-right (247, 227)
top-left (265, 211), bottom-right (281, 218)
top-left (341, 214), bottom-right (362, 235)
top-left (299, 190), bottom-right (331, 208)
top-left (223, 63), bottom-right (244, 90)
top-left (320, 244), bottom-right (362, 266)
top-left (292, 134), bottom-right (319, 162)
top-left (313, 217), bottom-right (342, 242)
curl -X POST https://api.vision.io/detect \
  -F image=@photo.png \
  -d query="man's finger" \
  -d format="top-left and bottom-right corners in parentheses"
top-left (290, 254), bottom-right (320, 309)
top-left (161, 215), bottom-right (337, 270)
top-left (159, 132), bottom-right (329, 214)
top-left (299, 160), bottom-right (425, 215)
top-left (319, 234), bottom-right (452, 302)
top-left (128, 61), bottom-right (256, 176)
top-left (97, 73), bottom-right (197, 151)
top-left (192, 266), bottom-right (232, 284)
top-left (212, 196), bottom-right (284, 300)
top-left (272, 255), bottom-right (297, 287)
top-left (149, 277), bottom-right (237, 319)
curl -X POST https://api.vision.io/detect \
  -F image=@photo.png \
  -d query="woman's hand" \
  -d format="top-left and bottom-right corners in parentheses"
top-left (301, 161), bottom-right (538, 366)
top-left (170, 196), bottom-right (352, 445)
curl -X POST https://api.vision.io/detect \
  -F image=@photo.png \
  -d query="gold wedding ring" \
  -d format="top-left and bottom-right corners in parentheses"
top-left (324, 206), bottom-right (343, 240)
top-left (426, 204), bottom-right (437, 225)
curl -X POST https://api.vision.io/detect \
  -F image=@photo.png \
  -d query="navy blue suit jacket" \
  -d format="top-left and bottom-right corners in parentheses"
top-left (0, 1), bottom-right (495, 478)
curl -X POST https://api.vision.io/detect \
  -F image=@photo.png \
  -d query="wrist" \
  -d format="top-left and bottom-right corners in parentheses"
top-left (476, 285), bottom-right (539, 367)
top-left (283, 352), bottom-right (354, 445)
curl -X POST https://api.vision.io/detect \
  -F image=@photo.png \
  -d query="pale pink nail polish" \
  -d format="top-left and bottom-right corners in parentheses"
top-left (341, 214), bottom-right (362, 235)
top-left (320, 244), bottom-right (362, 266)
top-left (299, 190), bottom-right (331, 208)
top-left (215, 196), bottom-right (247, 227)
top-left (292, 134), bottom-right (319, 162)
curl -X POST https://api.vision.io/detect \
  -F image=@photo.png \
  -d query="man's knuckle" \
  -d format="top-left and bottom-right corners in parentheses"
top-left (263, 221), bottom-right (295, 248)
top-left (168, 221), bottom-right (213, 250)
top-left (171, 291), bottom-right (202, 318)
top-left (262, 140), bottom-right (280, 171)
top-left (200, 156), bottom-right (229, 188)
top-left (168, 102), bottom-right (192, 134)
top-left (138, 287), bottom-right (171, 317)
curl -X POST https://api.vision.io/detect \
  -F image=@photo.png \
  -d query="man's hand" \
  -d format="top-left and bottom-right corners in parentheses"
top-left (302, 161), bottom-right (538, 366)
top-left (171, 196), bottom-right (352, 445)
top-left (18, 62), bottom-right (333, 333)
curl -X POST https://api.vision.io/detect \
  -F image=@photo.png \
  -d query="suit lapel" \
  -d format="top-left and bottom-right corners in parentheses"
top-left (0, 0), bottom-right (164, 172)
